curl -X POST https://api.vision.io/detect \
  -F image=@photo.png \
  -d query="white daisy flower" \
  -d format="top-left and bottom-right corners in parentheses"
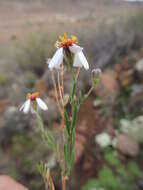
top-left (20, 92), bottom-right (48, 114)
top-left (48, 33), bottom-right (89, 70)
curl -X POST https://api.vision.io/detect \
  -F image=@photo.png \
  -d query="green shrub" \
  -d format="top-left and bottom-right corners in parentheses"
top-left (11, 134), bottom-right (49, 190)
top-left (15, 33), bottom-right (57, 76)
top-left (82, 149), bottom-right (142, 190)
top-left (23, 71), bottom-right (37, 89)
top-left (0, 73), bottom-right (9, 85)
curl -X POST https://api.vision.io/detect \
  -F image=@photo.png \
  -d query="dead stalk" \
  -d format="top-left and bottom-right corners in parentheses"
top-left (61, 62), bottom-right (64, 96)
top-left (51, 66), bottom-right (67, 190)
top-left (85, 86), bottom-right (94, 98)
top-left (51, 71), bottom-right (63, 116)
top-left (62, 176), bottom-right (67, 190)
top-left (57, 70), bottom-right (64, 107)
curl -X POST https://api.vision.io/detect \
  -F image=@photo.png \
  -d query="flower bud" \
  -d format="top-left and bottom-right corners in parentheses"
top-left (92, 68), bottom-right (102, 77)
top-left (92, 68), bottom-right (101, 88)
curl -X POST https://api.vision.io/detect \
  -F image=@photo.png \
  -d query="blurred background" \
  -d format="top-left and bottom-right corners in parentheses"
top-left (0, 0), bottom-right (143, 189)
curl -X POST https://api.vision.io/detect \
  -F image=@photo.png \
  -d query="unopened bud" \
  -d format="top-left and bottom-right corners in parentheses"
top-left (92, 68), bottom-right (101, 88)
top-left (63, 94), bottom-right (69, 106)
top-left (92, 68), bottom-right (102, 77)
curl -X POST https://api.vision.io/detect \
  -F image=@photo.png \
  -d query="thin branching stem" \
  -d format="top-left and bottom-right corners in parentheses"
top-left (57, 70), bottom-right (64, 107)
top-left (62, 176), bottom-right (67, 190)
top-left (51, 70), bottom-right (63, 116)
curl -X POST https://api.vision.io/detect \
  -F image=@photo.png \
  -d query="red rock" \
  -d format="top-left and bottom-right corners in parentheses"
top-left (100, 70), bottom-right (119, 94)
top-left (75, 142), bottom-right (84, 163)
top-left (96, 70), bottom-right (120, 102)
top-left (105, 123), bottom-right (115, 137)
top-left (0, 99), bottom-right (10, 114)
top-left (0, 175), bottom-right (28, 190)
top-left (116, 134), bottom-right (139, 157)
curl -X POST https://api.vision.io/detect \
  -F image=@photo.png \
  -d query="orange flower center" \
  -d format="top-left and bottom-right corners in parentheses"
top-left (55, 33), bottom-right (78, 48)
top-left (26, 92), bottom-right (39, 101)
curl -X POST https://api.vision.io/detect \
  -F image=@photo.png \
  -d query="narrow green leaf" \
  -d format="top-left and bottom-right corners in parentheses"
top-left (72, 128), bottom-right (76, 146)
top-left (64, 110), bottom-right (70, 135)
top-left (71, 104), bottom-right (78, 130)
top-left (63, 144), bottom-right (68, 168)
top-left (70, 79), bottom-right (76, 103)
top-left (71, 149), bottom-right (75, 168)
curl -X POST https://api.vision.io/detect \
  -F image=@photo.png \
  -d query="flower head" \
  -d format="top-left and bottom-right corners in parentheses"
top-left (26, 92), bottom-right (39, 101)
top-left (20, 92), bottom-right (48, 114)
top-left (48, 33), bottom-right (89, 70)
top-left (55, 33), bottom-right (78, 48)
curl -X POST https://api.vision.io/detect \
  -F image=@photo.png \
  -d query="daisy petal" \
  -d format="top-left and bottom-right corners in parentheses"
top-left (20, 102), bottom-right (26, 111)
top-left (73, 51), bottom-right (89, 70)
top-left (48, 48), bottom-right (63, 70)
top-left (69, 44), bottom-right (83, 54)
top-left (23, 99), bottom-right (31, 114)
top-left (36, 98), bottom-right (48, 111)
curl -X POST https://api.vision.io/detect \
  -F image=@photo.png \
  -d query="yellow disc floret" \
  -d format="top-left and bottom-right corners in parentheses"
top-left (55, 33), bottom-right (78, 48)
top-left (26, 92), bottom-right (39, 101)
